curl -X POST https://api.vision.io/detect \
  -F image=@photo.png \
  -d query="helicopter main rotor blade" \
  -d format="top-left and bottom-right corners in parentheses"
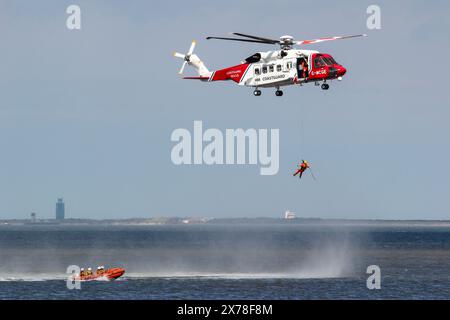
top-left (206, 36), bottom-right (275, 44)
top-left (295, 34), bottom-right (367, 45)
top-left (230, 32), bottom-right (279, 44)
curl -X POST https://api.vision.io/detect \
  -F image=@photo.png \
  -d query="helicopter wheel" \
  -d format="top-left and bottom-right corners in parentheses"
top-left (321, 83), bottom-right (329, 90)
top-left (275, 90), bottom-right (283, 97)
top-left (253, 89), bottom-right (261, 96)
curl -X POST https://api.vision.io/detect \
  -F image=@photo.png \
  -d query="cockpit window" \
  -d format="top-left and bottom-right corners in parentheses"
top-left (314, 55), bottom-right (337, 68)
top-left (314, 56), bottom-right (324, 68)
top-left (323, 57), bottom-right (337, 65)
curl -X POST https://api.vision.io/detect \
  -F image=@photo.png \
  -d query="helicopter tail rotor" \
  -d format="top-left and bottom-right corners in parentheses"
top-left (173, 40), bottom-right (197, 75)
top-left (173, 41), bottom-right (211, 77)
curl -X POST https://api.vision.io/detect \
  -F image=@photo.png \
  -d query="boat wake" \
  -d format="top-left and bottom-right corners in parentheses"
top-left (0, 274), bottom-right (111, 282)
top-left (0, 274), bottom-right (66, 282)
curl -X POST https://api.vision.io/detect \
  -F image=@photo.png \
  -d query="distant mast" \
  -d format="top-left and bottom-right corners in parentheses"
top-left (56, 198), bottom-right (65, 220)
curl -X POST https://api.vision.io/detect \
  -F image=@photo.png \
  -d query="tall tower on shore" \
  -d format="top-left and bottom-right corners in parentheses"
top-left (56, 198), bottom-right (65, 220)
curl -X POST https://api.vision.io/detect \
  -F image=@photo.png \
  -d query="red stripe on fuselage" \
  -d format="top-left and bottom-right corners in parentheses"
top-left (211, 63), bottom-right (250, 83)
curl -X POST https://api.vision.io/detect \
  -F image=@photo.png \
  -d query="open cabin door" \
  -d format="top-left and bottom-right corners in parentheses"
top-left (296, 55), bottom-right (309, 79)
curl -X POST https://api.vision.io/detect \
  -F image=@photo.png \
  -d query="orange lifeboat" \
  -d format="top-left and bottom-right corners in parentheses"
top-left (74, 267), bottom-right (125, 281)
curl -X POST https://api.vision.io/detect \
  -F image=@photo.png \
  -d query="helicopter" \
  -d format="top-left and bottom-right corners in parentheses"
top-left (173, 32), bottom-right (366, 96)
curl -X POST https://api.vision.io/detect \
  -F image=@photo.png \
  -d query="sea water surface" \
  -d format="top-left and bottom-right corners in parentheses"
top-left (0, 222), bottom-right (449, 299)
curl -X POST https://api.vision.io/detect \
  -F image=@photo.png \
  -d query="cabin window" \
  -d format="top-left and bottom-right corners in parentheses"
top-left (286, 61), bottom-right (292, 70)
top-left (254, 67), bottom-right (260, 75)
top-left (262, 66), bottom-right (267, 74)
top-left (276, 64), bottom-right (282, 72)
top-left (269, 65), bottom-right (274, 73)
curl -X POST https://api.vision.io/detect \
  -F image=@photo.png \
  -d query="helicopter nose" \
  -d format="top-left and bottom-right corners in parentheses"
top-left (338, 66), bottom-right (347, 76)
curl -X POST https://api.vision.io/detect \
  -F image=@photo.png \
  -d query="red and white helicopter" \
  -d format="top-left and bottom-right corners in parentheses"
top-left (174, 32), bottom-right (366, 96)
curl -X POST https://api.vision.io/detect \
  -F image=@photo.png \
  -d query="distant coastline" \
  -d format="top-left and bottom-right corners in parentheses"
top-left (1, 217), bottom-right (450, 227)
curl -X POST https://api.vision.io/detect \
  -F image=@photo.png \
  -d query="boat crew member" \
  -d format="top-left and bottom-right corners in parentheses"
top-left (97, 266), bottom-right (105, 275)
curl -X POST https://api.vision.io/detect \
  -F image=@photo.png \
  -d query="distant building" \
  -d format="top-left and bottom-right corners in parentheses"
top-left (56, 198), bottom-right (65, 220)
top-left (284, 210), bottom-right (296, 219)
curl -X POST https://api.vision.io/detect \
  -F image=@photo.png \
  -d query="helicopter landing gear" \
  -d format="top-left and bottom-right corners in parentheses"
top-left (321, 83), bottom-right (330, 90)
top-left (253, 89), bottom-right (262, 96)
top-left (275, 87), bottom-right (283, 96)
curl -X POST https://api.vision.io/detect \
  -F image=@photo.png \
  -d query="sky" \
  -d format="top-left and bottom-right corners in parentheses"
top-left (0, 0), bottom-right (449, 219)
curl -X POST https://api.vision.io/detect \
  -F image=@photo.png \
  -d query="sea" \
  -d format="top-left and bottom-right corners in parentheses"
top-left (0, 222), bottom-right (449, 300)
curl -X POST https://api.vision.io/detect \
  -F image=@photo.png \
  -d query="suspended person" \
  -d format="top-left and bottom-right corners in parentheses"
top-left (293, 160), bottom-right (310, 179)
